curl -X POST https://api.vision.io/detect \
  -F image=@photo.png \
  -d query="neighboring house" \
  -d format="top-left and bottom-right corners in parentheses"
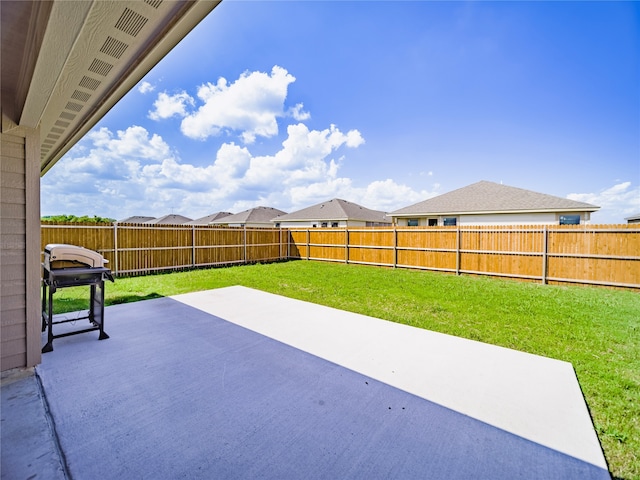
top-left (1, 0), bottom-right (219, 371)
top-left (273, 198), bottom-right (392, 228)
top-left (209, 206), bottom-right (287, 228)
top-left (625, 214), bottom-right (640, 224)
top-left (187, 212), bottom-right (233, 225)
top-left (390, 181), bottom-right (600, 226)
top-left (145, 214), bottom-right (193, 225)
top-left (117, 216), bottom-right (156, 224)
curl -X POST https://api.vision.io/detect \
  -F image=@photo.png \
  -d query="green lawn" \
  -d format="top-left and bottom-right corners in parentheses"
top-left (51, 260), bottom-right (640, 479)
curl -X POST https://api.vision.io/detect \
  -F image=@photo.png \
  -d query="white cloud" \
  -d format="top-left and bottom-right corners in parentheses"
top-left (42, 61), bottom-right (432, 220)
top-left (148, 91), bottom-right (195, 120)
top-left (180, 66), bottom-right (296, 143)
top-left (345, 128), bottom-right (365, 148)
top-left (361, 179), bottom-right (434, 211)
top-left (242, 123), bottom-right (364, 189)
top-left (41, 126), bottom-right (176, 218)
top-left (138, 81), bottom-right (155, 94)
top-left (288, 178), bottom-right (436, 213)
top-left (86, 126), bottom-right (172, 161)
top-left (568, 181), bottom-right (640, 224)
top-left (287, 103), bottom-right (311, 121)
top-left (289, 178), bottom-right (356, 207)
top-left (42, 123), bottom-right (429, 220)
top-left (211, 142), bottom-right (252, 181)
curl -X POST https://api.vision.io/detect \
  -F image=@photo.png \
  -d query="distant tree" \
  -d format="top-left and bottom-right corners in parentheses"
top-left (41, 215), bottom-right (115, 224)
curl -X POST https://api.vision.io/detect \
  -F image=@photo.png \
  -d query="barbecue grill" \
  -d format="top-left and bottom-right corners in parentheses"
top-left (41, 244), bottom-right (114, 353)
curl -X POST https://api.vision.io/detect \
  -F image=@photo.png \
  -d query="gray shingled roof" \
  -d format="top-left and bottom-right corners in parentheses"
top-left (273, 198), bottom-right (391, 223)
top-left (391, 181), bottom-right (600, 216)
top-left (117, 216), bottom-right (156, 223)
top-left (209, 206), bottom-right (287, 224)
top-left (144, 214), bottom-right (193, 225)
top-left (187, 212), bottom-right (233, 225)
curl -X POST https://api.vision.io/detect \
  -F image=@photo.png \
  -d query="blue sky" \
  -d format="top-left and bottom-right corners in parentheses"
top-left (41, 1), bottom-right (639, 223)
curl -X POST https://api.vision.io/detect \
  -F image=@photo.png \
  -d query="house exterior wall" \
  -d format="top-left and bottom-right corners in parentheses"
top-left (394, 211), bottom-right (591, 227)
top-left (219, 222), bottom-right (275, 228)
top-left (277, 220), bottom-right (348, 228)
top-left (394, 218), bottom-right (432, 227)
top-left (460, 212), bottom-right (560, 225)
top-left (1, 128), bottom-right (41, 371)
top-left (276, 220), bottom-right (388, 228)
top-left (349, 220), bottom-right (392, 227)
top-left (273, 220), bottom-right (392, 228)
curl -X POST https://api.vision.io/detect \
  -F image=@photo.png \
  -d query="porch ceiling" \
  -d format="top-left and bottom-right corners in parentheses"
top-left (1, 0), bottom-right (220, 175)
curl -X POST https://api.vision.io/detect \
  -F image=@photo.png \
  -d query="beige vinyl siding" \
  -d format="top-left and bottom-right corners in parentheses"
top-left (459, 212), bottom-right (561, 226)
top-left (1, 129), bottom-right (41, 371)
top-left (1, 133), bottom-right (28, 369)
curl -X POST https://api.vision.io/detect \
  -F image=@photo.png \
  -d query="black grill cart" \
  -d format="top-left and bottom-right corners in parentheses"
top-left (41, 244), bottom-right (114, 353)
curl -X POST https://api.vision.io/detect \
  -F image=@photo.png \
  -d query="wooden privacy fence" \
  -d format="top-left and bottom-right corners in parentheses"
top-left (42, 223), bottom-right (640, 289)
top-left (288, 225), bottom-right (640, 290)
top-left (41, 222), bottom-right (288, 276)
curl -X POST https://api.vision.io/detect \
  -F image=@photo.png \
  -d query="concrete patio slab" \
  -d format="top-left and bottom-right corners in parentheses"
top-left (0, 369), bottom-right (65, 480)
top-left (4, 286), bottom-right (609, 479)
top-left (174, 286), bottom-right (608, 471)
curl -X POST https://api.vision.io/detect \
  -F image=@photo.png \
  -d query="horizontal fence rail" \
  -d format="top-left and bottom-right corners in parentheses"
top-left (41, 223), bottom-right (639, 289)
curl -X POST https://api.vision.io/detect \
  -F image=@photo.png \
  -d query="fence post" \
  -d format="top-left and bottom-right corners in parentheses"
top-left (192, 225), bottom-right (196, 268)
top-left (345, 228), bottom-right (349, 264)
top-left (113, 222), bottom-right (118, 276)
top-left (306, 229), bottom-right (310, 260)
top-left (456, 226), bottom-right (461, 275)
top-left (243, 226), bottom-right (247, 264)
top-left (542, 226), bottom-right (548, 284)
top-left (393, 226), bottom-right (398, 268)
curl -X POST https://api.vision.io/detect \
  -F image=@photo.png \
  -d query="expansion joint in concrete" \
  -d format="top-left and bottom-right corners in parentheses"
top-left (35, 370), bottom-right (72, 480)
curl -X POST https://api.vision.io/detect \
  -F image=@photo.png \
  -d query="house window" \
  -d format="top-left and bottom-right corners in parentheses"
top-left (331, 222), bottom-right (339, 227)
top-left (559, 214), bottom-right (580, 225)
top-left (428, 218), bottom-right (438, 227)
top-left (443, 217), bottom-right (457, 226)
top-left (321, 222), bottom-right (328, 227)
top-left (407, 218), bottom-right (419, 226)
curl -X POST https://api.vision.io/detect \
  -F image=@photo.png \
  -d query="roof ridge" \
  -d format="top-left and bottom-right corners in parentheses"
top-left (275, 198), bottom-right (390, 222)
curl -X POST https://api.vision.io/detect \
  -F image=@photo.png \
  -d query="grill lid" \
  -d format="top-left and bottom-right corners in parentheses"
top-left (44, 244), bottom-right (107, 269)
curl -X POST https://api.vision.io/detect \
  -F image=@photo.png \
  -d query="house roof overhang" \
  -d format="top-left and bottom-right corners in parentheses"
top-left (1, 0), bottom-right (220, 175)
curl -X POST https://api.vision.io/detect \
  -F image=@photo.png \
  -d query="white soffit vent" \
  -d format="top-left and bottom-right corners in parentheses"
top-left (70, 90), bottom-right (92, 102)
top-left (145, 0), bottom-right (164, 9)
top-left (78, 75), bottom-right (102, 91)
top-left (64, 102), bottom-right (83, 112)
top-left (87, 58), bottom-right (114, 77)
top-left (100, 36), bottom-right (129, 59)
top-left (114, 8), bottom-right (149, 37)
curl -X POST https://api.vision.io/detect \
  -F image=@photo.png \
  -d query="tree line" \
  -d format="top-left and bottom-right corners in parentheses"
top-left (41, 215), bottom-right (116, 224)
